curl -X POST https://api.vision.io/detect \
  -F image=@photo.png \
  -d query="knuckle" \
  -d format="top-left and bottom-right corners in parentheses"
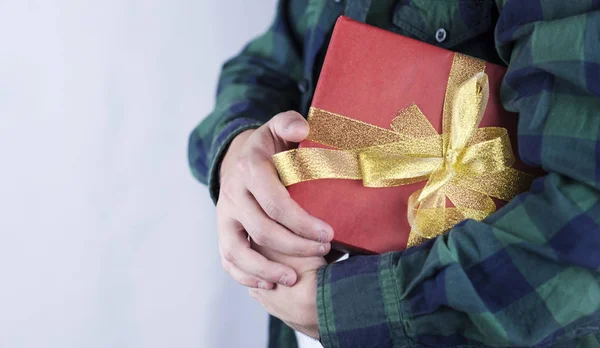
top-left (265, 200), bottom-right (283, 221)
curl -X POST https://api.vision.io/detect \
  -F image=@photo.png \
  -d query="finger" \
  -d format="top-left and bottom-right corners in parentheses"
top-left (217, 215), bottom-right (298, 286)
top-left (238, 192), bottom-right (330, 257)
top-left (267, 110), bottom-right (310, 143)
top-left (252, 240), bottom-right (327, 274)
top-left (231, 243), bottom-right (298, 287)
top-left (243, 149), bottom-right (334, 243)
top-left (222, 259), bottom-right (274, 289)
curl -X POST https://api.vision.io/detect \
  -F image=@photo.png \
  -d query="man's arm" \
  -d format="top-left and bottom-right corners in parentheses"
top-left (317, 2), bottom-right (600, 347)
top-left (188, 0), bottom-right (303, 202)
top-left (190, 2), bottom-right (335, 290)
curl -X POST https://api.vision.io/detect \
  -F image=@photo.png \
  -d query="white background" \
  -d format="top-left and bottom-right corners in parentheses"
top-left (0, 1), bottom-right (277, 347)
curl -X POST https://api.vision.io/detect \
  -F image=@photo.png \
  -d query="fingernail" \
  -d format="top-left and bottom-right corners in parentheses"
top-left (319, 244), bottom-right (326, 255)
top-left (258, 280), bottom-right (266, 289)
top-left (278, 274), bottom-right (288, 286)
top-left (286, 120), bottom-right (307, 134)
top-left (318, 230), bottom-right (327, 243)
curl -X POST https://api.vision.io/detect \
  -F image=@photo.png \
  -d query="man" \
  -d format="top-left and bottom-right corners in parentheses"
top-left (189, 1), bottom-right (600, 347)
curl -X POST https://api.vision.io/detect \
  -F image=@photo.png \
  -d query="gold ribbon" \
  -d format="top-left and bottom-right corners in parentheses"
top-left (273, 54), bottom-right (533, 247)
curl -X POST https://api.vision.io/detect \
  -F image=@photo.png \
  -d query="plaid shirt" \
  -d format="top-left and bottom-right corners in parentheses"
top-left (188, 0), bottom-right (600, 347)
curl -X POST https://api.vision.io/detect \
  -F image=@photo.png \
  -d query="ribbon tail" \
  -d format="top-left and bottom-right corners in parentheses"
top-left (445, 183), bottom-right (496, 222)
top-left (272, 148), bottom-right (362, 186)
top-left (407, 188), bottom-right (447, 247)
top-left (406, 226), bottom-right (431, 248)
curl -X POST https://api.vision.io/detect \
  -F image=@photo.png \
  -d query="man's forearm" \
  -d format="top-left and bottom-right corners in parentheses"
top-left (318, 173), bottom-right (600, 347)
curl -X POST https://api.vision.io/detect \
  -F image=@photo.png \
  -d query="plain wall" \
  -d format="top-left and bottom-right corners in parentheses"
top-left (0, 1), bottom-right (278, 347)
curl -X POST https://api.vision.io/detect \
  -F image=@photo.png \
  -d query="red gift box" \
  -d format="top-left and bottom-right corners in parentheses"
top-left (275, 16), bottom-right (538, 254)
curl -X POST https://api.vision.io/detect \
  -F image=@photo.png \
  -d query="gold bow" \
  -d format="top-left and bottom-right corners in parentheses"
top-left (272, 54), bottom-right (533, 247)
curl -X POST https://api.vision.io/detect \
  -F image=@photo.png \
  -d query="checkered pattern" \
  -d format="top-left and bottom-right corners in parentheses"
top-left (188, 0), bottom-right (600, 347)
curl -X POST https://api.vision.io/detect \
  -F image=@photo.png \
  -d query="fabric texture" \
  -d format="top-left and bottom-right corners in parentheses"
top-left (188, 0), bottom-right (600, 347)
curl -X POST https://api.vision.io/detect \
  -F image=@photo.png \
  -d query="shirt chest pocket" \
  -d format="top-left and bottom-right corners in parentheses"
top-left (390, 0), bottom-right (494, 48)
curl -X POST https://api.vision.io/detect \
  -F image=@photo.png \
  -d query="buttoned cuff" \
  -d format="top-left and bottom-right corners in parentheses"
top-left (316, 254), bottom-right (410, 348)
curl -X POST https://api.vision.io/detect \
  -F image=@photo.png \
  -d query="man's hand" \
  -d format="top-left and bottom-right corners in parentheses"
top-left (249, 244), bottom-right (324, 339)
top-left (217, 111), bottom-right (334, 289)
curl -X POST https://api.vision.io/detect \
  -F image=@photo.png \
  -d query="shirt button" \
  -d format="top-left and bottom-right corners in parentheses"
top-left (298, 79), bottom-right (309, 93)
top-left (435, 28), bottom-right (447, 43)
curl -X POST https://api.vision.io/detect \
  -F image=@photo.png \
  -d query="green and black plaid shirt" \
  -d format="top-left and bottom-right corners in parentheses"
top-left (189, 1), bottom-right (600, 347)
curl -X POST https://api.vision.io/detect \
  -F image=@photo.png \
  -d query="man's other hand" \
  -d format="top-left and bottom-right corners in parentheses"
top-left (216, 111), bottom-right (333, 289)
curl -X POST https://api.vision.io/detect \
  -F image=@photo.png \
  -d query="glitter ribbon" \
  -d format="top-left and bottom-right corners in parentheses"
top-left (272, 54), bottom-right (533, 247)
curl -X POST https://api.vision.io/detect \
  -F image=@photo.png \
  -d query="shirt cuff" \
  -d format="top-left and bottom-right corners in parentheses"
top-left (206, 118), bottom-right (264, 204)
top-left (316, 253), bottom-right (410, 348)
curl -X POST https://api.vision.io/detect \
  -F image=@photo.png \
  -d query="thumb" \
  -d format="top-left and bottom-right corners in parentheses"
top-left (268, 111), bottom-right (309, 143)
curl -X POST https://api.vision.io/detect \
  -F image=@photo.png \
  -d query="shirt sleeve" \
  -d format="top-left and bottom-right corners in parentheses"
top-left (316, 2), bottom-right (600, 347)
top-left (187, 0), bottom-right (304, 203)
